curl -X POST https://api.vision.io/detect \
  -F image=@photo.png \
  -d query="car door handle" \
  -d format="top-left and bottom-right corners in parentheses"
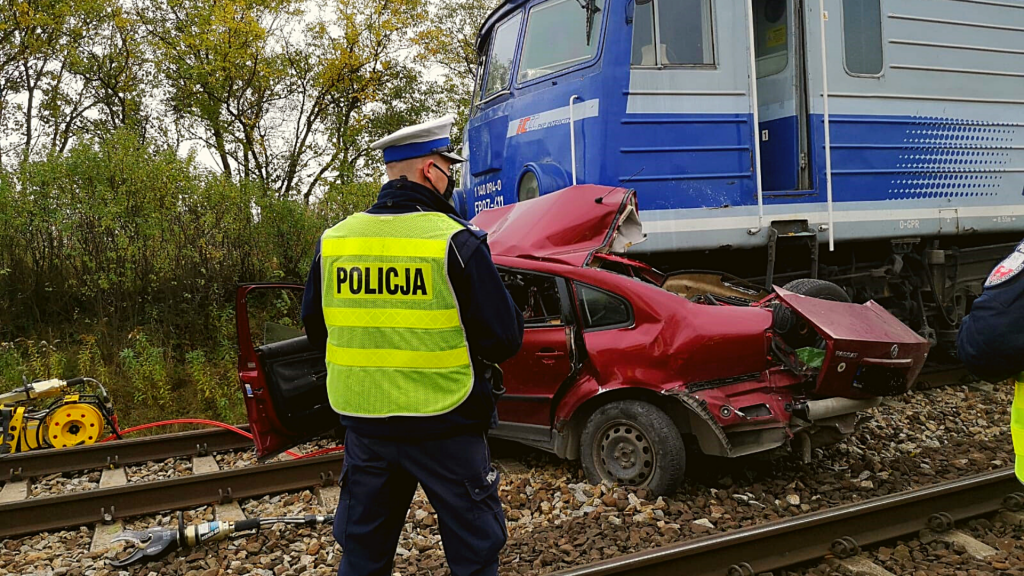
top-left (537, 348), bottom-right (565, 357)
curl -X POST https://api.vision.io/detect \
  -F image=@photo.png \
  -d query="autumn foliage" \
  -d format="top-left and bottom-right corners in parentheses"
top-left (0, 0), bottom-right (495, 425)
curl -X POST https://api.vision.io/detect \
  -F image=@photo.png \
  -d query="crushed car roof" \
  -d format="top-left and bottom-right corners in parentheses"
top-left (471, 185), bottom-right (645, 267)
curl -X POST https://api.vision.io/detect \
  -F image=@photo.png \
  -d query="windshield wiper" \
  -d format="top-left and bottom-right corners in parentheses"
top-left (575, 0), bottom-right (602, 45)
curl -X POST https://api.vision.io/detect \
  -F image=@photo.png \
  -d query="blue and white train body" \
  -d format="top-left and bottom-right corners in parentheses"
top-left (456, 0), bottom-right (1024, 348)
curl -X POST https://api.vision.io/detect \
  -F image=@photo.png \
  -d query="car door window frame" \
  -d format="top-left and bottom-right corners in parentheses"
top-left (498, 266), bottom-right (572, 327)
top-left (573, 282), bottom-right (634, 332)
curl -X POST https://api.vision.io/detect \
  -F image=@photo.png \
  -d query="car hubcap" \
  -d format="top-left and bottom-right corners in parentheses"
top-left (595, 420), bottom-right (654, 485)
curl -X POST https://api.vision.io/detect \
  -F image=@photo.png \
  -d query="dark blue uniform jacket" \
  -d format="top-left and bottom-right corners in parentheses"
top-left (301, 178), bottom-right (525, 439)
top-left (958, 239), bottom-right (1024, 382)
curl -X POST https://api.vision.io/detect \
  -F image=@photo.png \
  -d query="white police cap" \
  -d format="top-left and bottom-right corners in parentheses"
top-left (370, 115), bottom-right (467, 164)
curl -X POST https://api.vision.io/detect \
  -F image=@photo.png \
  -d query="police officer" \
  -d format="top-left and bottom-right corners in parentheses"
top-left (300, 115), bottom-right (525, 576)
top-left (957, 239), bottom-right (1024, 484)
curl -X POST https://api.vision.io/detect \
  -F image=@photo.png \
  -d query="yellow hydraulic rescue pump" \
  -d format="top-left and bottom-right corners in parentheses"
top-left (0, 377), bottom-right (118, 454)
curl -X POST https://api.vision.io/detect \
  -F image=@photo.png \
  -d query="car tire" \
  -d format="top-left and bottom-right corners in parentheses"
top-left (782, 278), bottom-right (852, 303)
top-left (774, 279), bottom-right (851, 348)
top-left (580, 400), bottom-right (686, 496)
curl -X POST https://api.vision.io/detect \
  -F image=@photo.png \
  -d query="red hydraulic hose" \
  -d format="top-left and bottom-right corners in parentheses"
top-left (298, 446), bottom-right (346, 458)
top-left (98, 418), bottom-right (320, 459)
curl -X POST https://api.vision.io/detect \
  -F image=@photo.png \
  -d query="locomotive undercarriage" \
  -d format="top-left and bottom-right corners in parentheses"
top-left (645, 232), bottom-right (1023, 360)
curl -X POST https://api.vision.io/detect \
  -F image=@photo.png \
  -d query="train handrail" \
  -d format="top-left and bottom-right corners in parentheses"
top-left (570, 94), bottom-right (580, 186)
top-left (819, 0), bottom-right (836, 251)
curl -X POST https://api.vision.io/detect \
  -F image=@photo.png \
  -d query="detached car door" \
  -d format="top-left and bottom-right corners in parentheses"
top-left (494, 268), bottom-right (577, 440)
top-left (236, 284), bottom-right (339, 459)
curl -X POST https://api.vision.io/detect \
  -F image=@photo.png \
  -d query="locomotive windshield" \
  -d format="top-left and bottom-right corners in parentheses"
top-left (518, 0), bottom-right (604, 82)
top-left (481, 13), bottom-right (522, 100)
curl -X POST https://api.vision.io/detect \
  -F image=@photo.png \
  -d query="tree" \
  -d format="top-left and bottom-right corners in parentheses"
top-left (415, 0), bottom-right (499, 141)
top-left (135, 0), bottom-right (443, 200)
top-left (1, 0), bottom-right (108, 163)
top-left (136, 0), bottom-right (297, 183)
top-left (74, 4), bottom-right (156, 141)
top-left (289, 0), bottom-right (442, 202)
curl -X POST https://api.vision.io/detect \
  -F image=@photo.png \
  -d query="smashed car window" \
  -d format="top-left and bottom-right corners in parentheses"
top-left (500, 269), bottom-right (563, 325)
top-left (577, 284), bottom-right (630, 330)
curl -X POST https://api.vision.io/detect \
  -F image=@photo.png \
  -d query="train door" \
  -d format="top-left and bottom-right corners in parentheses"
top-left (753, 0), bottom-right (811, 194)
top-left (622, 1), bottom-right (757, 212)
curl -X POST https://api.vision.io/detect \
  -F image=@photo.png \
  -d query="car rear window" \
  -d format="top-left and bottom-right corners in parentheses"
top-left (577, 284), bottom-right (631, 330)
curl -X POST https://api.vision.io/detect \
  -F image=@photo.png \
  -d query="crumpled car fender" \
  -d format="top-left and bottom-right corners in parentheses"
top-left (550, 374), bottom-right (734, 460)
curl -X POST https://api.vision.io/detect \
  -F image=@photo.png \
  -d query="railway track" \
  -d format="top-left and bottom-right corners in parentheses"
top-left (0, 364), bottom-right (972, 486)
top-left (3, 456), bottom-right (1017, 574)
top-left (0, 369), bottom-right (1010, 574)
top-left (550, 468), bottom-right (1022, 576)
top-left (0, 451), bottom-right (343, 538)
top-left (913, 365), bottom-right (979, 390)
top-left (0, 425), bottom-right (345, 540)
top-left (0, 425), bottom-right (254, 482)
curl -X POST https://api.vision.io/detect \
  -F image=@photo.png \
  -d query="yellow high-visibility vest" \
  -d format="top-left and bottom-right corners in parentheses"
top-left (1014, 374), bottom-right (1024, 484)
top-left (319, 212), bottom-right (473, 417)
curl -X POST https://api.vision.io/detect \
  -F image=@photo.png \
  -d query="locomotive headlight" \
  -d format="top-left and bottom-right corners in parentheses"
top-left (518, 171), bottom-right (540, 202)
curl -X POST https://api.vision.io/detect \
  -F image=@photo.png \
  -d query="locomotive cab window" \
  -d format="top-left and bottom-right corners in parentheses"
top-left (518, 0), bottom-right (604, 83)
top-left (842, 0), bottom-right (883, 76)
top-left (500, 269), bottom-right (564, 326)
top-left (631, 0), bottom-right (714, 67)
top-left (482, 12), bottom-right (523, 99)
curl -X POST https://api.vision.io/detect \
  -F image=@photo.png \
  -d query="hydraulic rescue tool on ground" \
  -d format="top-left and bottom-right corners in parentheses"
top-left (0, 376), bottom-right (120, 454)
top-left (110, 510), bottom-right (334, 567)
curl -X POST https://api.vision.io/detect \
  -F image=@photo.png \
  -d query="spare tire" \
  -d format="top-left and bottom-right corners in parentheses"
top-left (774, 279), bottom-right (851, 348)
top-left (782, 278), bottom-right (852, 303)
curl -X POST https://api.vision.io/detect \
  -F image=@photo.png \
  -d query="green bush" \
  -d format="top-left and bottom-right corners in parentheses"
top-left (0, 129), bottom-right (372, 428)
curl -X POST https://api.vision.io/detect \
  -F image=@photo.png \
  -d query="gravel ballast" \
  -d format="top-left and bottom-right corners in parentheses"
top-left (27, 470), bottom-right (102, 499)
top-left (0, 383), bottom-right (1014, 575)
top-left (125, 458), bottom-right (193, 483)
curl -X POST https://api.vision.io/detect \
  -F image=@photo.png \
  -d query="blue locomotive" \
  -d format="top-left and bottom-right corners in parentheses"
top-left (456, 0), bottom-right (1024, 351)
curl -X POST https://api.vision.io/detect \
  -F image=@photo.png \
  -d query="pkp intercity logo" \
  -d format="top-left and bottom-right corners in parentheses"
top-left (506, 99), bottom-right (600, 138)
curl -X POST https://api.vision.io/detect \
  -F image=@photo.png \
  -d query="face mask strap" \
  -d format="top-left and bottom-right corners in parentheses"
top-left (429, 163), bottom-right (454, 201)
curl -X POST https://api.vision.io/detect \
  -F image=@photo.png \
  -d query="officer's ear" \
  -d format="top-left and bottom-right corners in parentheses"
top-left (423, 158), bottom-right (444, 189)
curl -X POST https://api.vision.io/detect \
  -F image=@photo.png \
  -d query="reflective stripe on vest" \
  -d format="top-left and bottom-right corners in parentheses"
top-left (320, 212), bottom-right (473, 417)
top-left (1014, 375), bottom-right (1024, 484)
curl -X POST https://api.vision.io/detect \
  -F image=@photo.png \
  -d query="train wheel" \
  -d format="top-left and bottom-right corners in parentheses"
top-left (580, 400), bottom-right (686, 496)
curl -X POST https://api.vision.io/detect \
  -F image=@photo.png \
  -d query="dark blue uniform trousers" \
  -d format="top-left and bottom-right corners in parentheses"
top-left (333, 431), bottom-right (507, 576)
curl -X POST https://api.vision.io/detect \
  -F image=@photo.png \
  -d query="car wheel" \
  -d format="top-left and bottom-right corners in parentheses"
top-left (774, 279), bottom-right (852, 348)
top-left (782, 278), bottom-right (852, 303)
top-left (580, 400), bottom-right (686, 496)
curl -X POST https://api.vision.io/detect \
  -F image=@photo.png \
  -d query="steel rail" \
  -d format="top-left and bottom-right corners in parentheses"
top-left (0, 452), bottom-right (343, 538)
top-left (551, 468), bottom-right (1020, 576)
top-left (0, 426), bottom-right (254, 482)
top-left (913, 366), bottom-right (975, 390)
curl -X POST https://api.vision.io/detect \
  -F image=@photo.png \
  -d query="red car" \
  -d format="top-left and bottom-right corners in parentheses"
top-left (236, 186), bottom-right (929, 495)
